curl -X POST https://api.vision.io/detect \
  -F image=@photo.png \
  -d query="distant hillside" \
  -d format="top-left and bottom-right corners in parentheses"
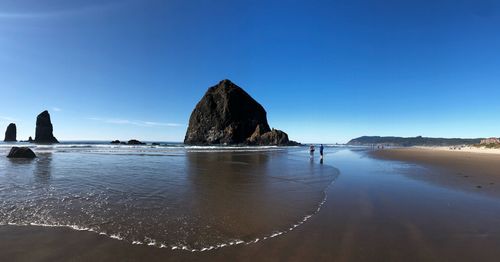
top-left (347, 136), bottom-right (482, 146)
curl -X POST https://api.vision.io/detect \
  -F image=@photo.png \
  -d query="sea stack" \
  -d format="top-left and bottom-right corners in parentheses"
top-left (4, 123), bottom-right (16, 142)
top-left (35, 110), bottom-right (59, 144)
top-left (184, 79), bottom-right (296, 145)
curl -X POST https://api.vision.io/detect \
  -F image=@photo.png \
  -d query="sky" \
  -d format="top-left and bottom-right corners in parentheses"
top-left (0, 0), bottom-right (499, 143)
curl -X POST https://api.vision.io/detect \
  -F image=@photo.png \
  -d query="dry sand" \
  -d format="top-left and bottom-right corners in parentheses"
top-left (413, 146), bottom-right (500, 155)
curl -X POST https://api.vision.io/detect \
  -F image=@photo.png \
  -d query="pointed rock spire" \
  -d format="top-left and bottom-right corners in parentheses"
top-left (35, 110), bottom-right (59, 143)
top-left (4, 123), bottom-right (16, 142)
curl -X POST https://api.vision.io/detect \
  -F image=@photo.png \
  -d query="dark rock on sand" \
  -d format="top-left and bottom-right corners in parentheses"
top-left (184, 79), bottom-right (296, 145)
top-left (35, 111), bottom-right (59, 143)
top-left (128, 139), bottom-right (146, 145)
top-left (4, 123), bottom-right (16, 141)
top-left (7, 147), bottom-right (36, 158)
top-left (110, 140), bottom-right (121, 144)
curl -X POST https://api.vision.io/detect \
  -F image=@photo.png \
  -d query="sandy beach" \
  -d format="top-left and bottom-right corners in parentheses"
top-left (1, 147), bottom-right (500, 261)
top-left (2, 0), bottom-right (499, 260)
top-left (372, 147), bottom-right (500, 198)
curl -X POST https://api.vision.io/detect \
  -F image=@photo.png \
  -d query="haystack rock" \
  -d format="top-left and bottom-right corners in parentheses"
top-left (35, 110), bottom-right (59, 143)
top-left (184, 79), bottom-right (297, 146)
top-left (7, 147), bottom-right (36, 158)
top-left (4, 123), bottom-right (16, 142)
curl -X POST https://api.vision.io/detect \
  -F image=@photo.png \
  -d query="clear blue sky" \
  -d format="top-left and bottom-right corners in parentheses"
top-left (0, 0), bottom-right (499, 143)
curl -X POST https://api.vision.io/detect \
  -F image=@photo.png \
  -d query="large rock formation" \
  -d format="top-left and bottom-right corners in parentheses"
top-left (184, 79), bottom-right (296, 145)
top-left (4, 123), bottom-right (16, 142)
top-left (7, 147), bottom-right (36, 158)
top-left (35, 110), bottom-right (59, 143)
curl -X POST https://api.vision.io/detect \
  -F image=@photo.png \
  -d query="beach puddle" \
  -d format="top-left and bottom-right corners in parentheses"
top-left (0, 144), bottom-right (338, 251)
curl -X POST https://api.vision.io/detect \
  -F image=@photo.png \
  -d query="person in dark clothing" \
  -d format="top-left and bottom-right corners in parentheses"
top-left (319, 144), bottom-right (324, 159)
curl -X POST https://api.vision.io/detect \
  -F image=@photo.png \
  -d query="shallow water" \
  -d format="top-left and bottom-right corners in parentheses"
top-left (0, 142), bottom-right (338, 250)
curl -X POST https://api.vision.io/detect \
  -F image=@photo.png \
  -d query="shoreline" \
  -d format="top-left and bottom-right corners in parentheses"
top-left (371, 147), bottom-right (500, 198)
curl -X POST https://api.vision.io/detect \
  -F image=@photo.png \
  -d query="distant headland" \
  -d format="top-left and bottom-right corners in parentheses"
top-left (347, 136), bottom-right (483, 147)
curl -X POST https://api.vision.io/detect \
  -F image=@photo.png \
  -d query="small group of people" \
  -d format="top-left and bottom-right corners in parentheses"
top-left (309, 144), bottom-right (324, 159)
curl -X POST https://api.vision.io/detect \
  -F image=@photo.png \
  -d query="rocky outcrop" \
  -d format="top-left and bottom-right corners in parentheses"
top-left (4, 123), bottom-right (16, 142)
top-left (247, 127), bottom-right (290, 145)
top-left (113, 139), bottom-right (145, 145)
top-left (7, 147), bottom-right (36, 158)
top-left (35, 111), bottom-right (59, 143)
top-left (184, 79), bottom-right (296, 146)
top-left (127, 139), bottom-right (145, 145)
top-left (28, 136), bottom-right (33, 143)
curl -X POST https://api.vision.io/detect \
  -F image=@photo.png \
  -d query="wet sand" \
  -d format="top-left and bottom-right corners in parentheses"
top-left (2, 148), bottom-right (500, 261)
top-left (372, 147), bottom-right (500, 197)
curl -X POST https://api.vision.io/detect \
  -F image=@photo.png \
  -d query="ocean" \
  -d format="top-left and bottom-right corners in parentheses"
top-left (0, 141), bottom-right (338, 252)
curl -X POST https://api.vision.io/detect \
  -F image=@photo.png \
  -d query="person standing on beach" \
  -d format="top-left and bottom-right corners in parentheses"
top-left (309, 145), bottom-right (315, 158)
top-left (320, 144), bottom-right (324, 159)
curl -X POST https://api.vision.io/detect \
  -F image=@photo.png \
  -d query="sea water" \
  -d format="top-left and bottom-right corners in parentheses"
top-left (0, 142), bottom-right (338, 251)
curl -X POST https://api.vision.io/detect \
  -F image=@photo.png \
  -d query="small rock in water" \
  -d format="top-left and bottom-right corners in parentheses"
top-left (7, 147), bottom-right (36, 158)
top-left (110, 140), bottom-right (121, 144)
top-left (128, 139), bottom-right (146, 145)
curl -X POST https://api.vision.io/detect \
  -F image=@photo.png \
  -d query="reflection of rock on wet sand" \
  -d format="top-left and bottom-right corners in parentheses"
top-left (185, 151), bottom-right (337, 242)
top-left (34, 153), bottom-right (53, 183)
top-left (185, 151), bottom-right (273, 240)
